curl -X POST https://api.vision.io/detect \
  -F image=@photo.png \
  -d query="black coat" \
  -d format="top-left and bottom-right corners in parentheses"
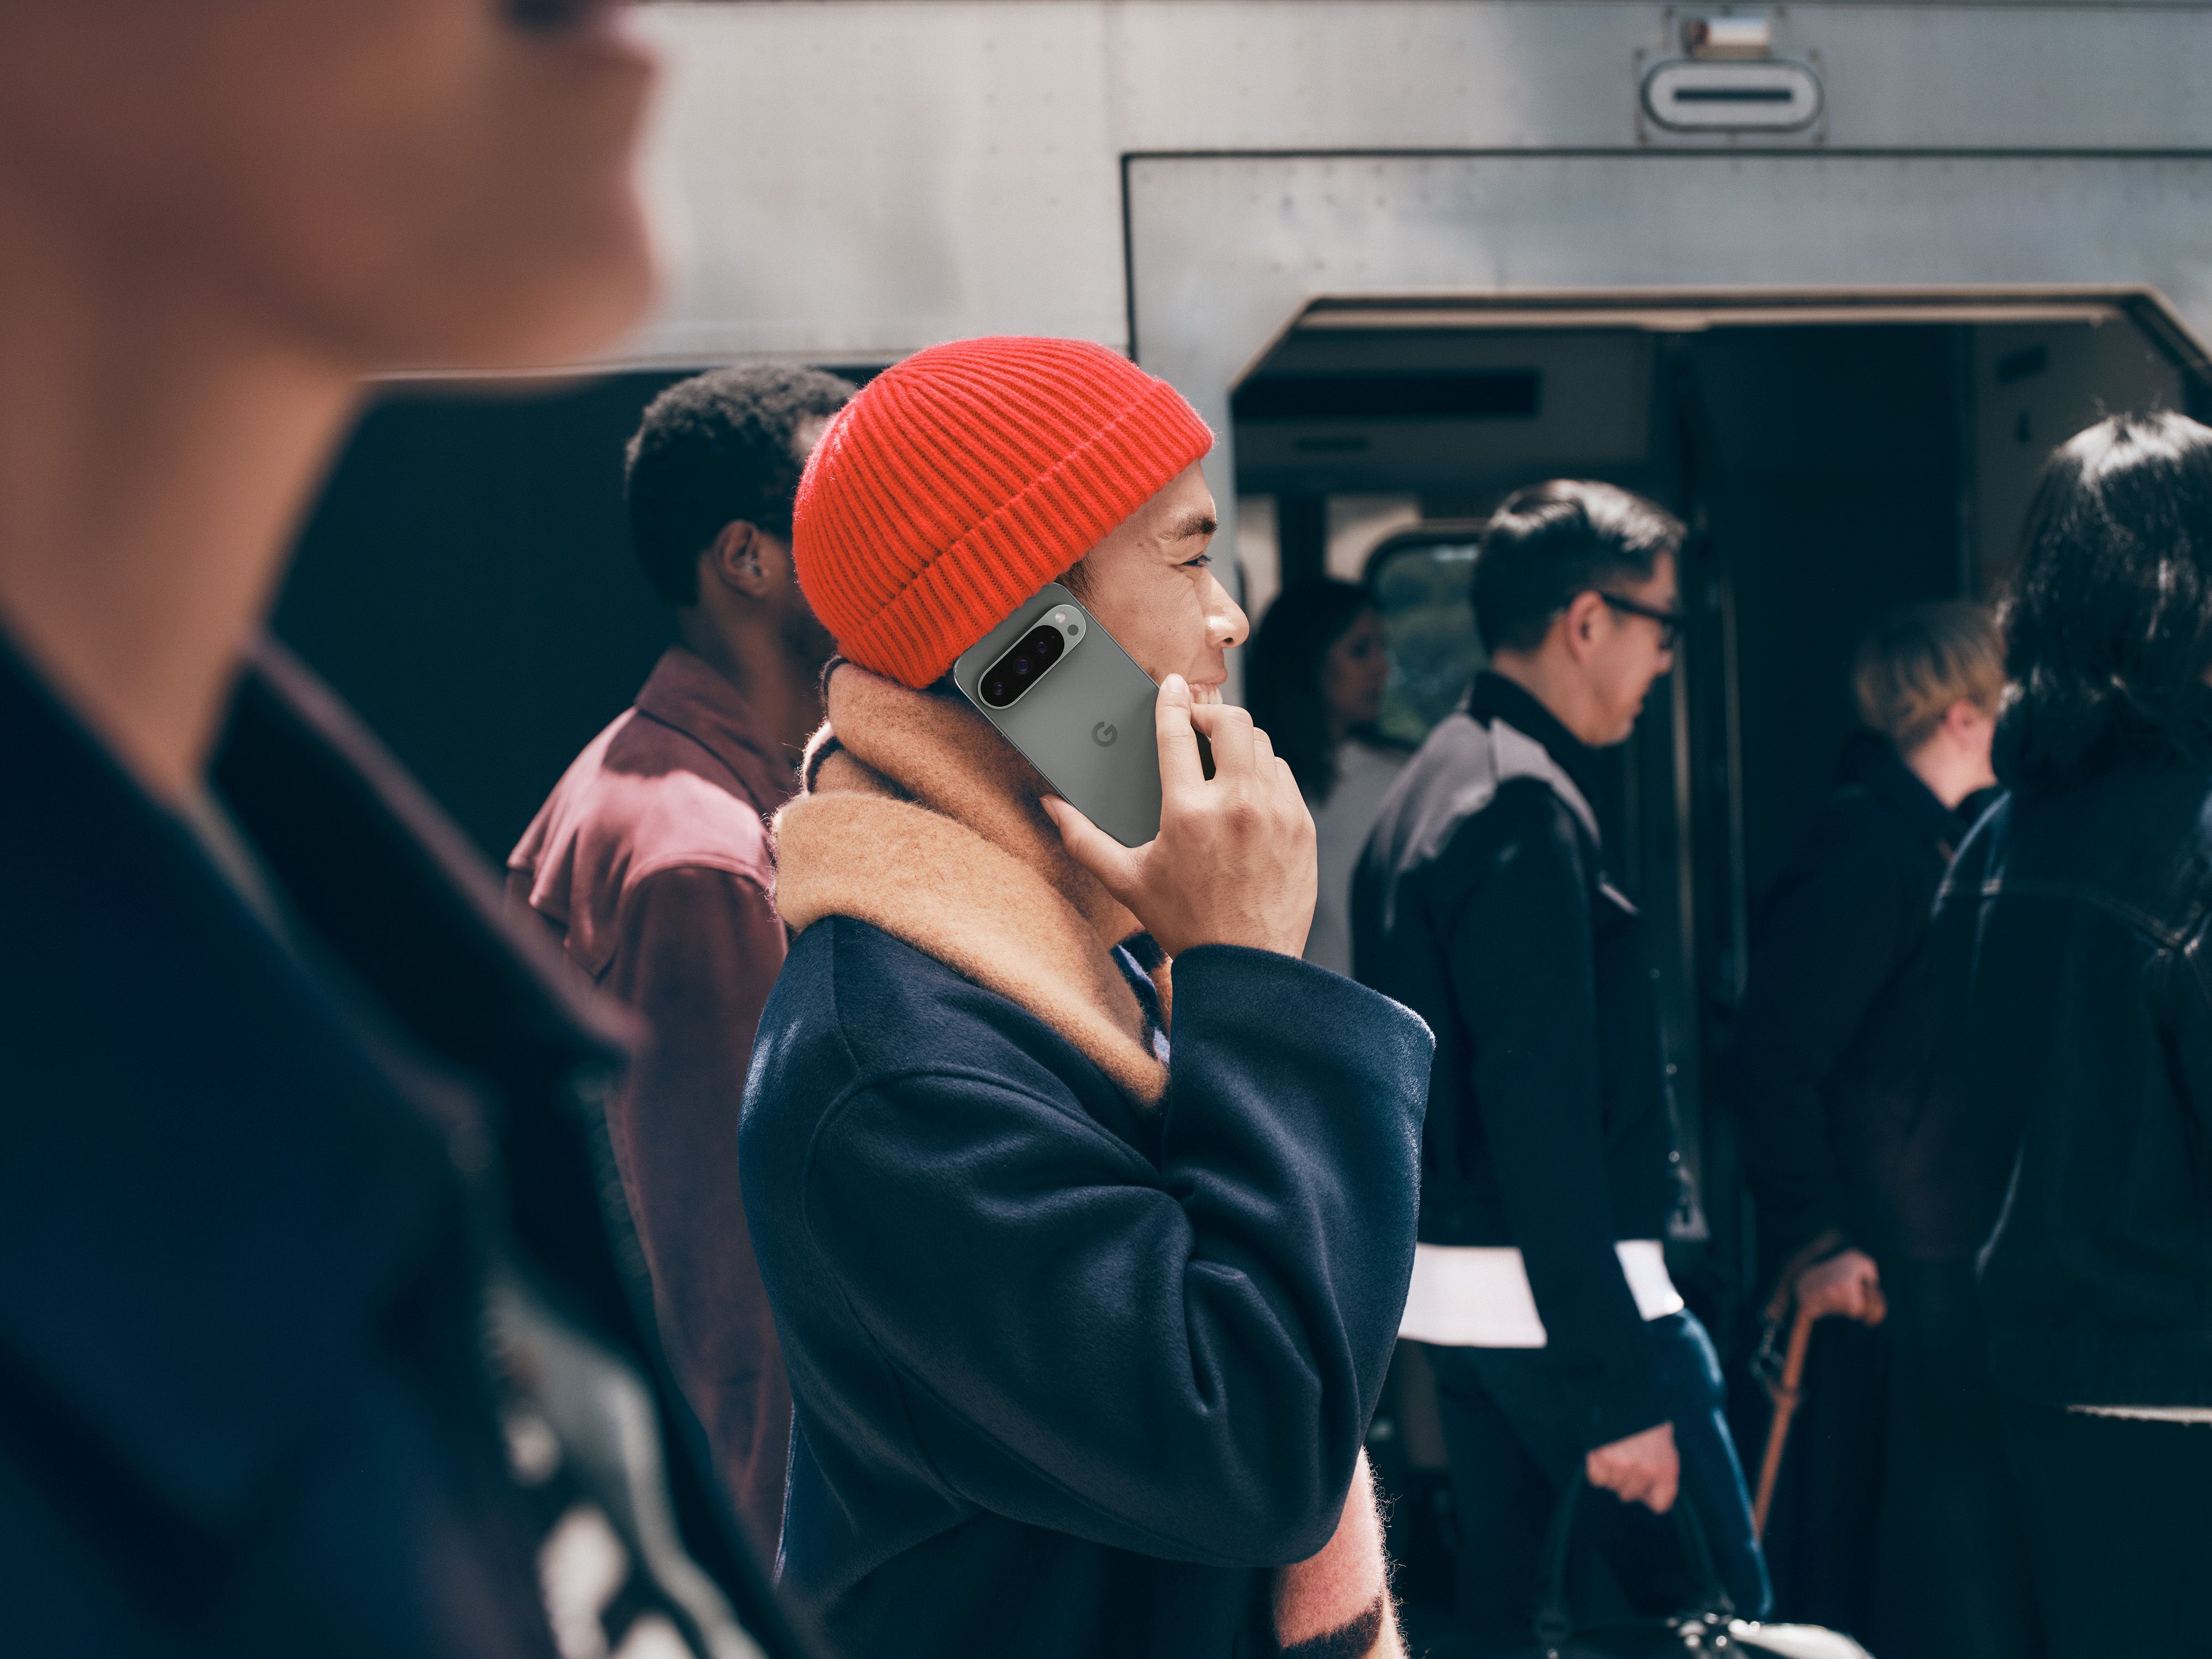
top-left (1352, 673), bottom-right (1687, 1452)
top-left (739, 917), bottom-right (1432, 1659)
top-left (1931, 737), bottom-right (2212, 1410)
top-left (0, 639), bottom-right (803, 1658)
top-left (1726, 733), bottom-right (2003, 1277)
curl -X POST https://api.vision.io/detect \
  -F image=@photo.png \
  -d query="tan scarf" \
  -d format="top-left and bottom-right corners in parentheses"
top-left (770, 663), bottom-right (1398, 1657)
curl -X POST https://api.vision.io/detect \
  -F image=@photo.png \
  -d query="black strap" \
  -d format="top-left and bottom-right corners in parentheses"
top-left (1530, 1469), bottom-right (1734, 1650)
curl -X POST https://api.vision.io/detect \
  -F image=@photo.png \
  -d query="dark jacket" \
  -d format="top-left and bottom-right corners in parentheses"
top-left (1728, 732), bottom-right (2005, 1275)
top-left (0, 637), bottom-right (806, 1658)
top-left (510, 645), bottom-right (797, 1553)
top-left (740, 919), bottom-right (1432, 1659)
top-left (1352, 673), bottom-right (1687, 1451)
top-left (1931, 737), bottom-right (2212, 1410)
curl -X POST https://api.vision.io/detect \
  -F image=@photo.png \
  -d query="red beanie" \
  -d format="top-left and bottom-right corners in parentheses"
top-left (791, 336), bottom-right (1213, 689)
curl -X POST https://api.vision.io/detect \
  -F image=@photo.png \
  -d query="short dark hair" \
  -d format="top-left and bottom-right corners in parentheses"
top-left (625, 363), bottom-right (854, 606)
top-left (2004, 410), bottom-right (2212, 776)
top-left (1470, 479), bottom-right (1684, 654)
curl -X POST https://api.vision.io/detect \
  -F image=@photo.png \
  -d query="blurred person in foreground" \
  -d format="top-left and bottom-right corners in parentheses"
top-left (1929, 410), bottom-right (2212, 1658)
top-left (1355, 481), bottom-right (1770, 1637)
top-left (0, 6), bottom-right (802, 1657)
top-left (743, 336), bottom-right (1434, 1659)
top-left (509, 364), bottom-right (851, 1555)
top-left (1246, 578), bottom-right (1409, 978)
top-left (1728, 601), bottom-right (2035, 1657)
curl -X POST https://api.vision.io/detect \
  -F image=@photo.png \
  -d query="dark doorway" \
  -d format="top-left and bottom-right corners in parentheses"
top-left (275, 371), bottom-right (693, 862)
top-left (1232, 295), bottom-right (2205, 1631)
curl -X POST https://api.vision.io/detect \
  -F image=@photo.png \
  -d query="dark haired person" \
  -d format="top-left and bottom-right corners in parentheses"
top-left (509, 364), bottom-right (852, 1553)
top-left (1355, 480), bottom-right (1768, 1636)
top-left (1730, 602), bottom-right (2033, 1657)
top-left (1248, 579), bottom-right (1406, 975)
top-left (744, 336), bottom-right (1433, 1659)
top-left (1929, 410), bottom-right (2212, 1659)
top-left (0, 8), bottom-right (802, 1659)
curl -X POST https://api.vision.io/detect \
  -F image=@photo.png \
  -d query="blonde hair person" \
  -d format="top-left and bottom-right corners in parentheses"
top-left (1851, 601), bottom-right (2005, 806)
top-left (1725, 594), bottom-right (2032, 1653)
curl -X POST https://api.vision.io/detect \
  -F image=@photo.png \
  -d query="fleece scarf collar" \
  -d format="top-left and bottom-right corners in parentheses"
top-left (771, 662), bottom-right (1168, 1104)
top-left (769, 661), bottom-right (1398, 1658)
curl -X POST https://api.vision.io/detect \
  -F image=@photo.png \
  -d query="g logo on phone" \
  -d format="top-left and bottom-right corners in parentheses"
top-left (1092, 721), bottom-right (1118, 747)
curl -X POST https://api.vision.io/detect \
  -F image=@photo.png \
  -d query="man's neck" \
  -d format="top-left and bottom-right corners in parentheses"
top-left (0, 188), bottom-right (356, 804)
top-left (676, 610), bottom-right (822, 761)
top-left (1486, 650), bottom-right (1604, 749)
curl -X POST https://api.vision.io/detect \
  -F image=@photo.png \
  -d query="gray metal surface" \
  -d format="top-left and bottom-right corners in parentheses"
top-left (625, 2), bottom-right (2212, 370)
top-left (1126, 153), bottom-right (2212, 554)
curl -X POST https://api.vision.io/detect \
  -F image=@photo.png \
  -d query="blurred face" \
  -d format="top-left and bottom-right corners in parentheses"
top-left (1067, 463), bottom-right (1249, 701)
top-left (1953, 698), bottom-right (1997, 773)
top-left (1322, 608), bottom-right (1390, 731)
top-left (0, 0), bottom-right (658, 371)
top-left (1927, 695), bottom-right (2001, 802)
top-left (1582, 551), bottom-right (1679, 745)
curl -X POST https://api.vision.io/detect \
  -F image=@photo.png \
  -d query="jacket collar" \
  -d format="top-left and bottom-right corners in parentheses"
top-left (1836, 729), bottom-right (1966, 853)
top-left (1464, 671), bottom-right (1605, 815)
top-left (633, 644), bottom-right (797, 814)
top-left (0, 637), bottom-right (465, 1541)
top-left (774, 662), bottom-right (1170, 1104)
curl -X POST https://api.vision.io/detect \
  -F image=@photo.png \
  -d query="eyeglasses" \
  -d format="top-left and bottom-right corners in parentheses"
top-left (1598, 592), bottom-right (1685, 651)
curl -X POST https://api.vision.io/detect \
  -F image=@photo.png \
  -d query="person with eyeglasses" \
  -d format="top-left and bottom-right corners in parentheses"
top-left (1354, 480), bottom-right (1768, 1640)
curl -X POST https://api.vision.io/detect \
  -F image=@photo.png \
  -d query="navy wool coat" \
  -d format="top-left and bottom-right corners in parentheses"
top-left (740, 918), bottom-right (1432, 1658)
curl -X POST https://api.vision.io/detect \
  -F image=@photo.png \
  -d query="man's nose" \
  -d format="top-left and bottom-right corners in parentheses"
top-left (1209, 576), bottom-right (1250, 648)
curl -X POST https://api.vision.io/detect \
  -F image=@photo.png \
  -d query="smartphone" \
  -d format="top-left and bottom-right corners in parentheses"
top-left (952, 583), bottom-right (1162, 848)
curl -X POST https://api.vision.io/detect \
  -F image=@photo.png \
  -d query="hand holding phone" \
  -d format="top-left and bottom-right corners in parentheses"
top-left (1042, 674), bottom-right (1317, 960)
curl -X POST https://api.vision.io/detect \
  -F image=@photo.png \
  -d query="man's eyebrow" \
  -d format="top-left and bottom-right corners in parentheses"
top-left (1168, 512), bottom-right (1218, 541)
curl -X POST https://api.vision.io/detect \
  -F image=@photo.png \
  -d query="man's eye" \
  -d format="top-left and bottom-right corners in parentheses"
top-left (1182, 552), bottom-right (1212, 569)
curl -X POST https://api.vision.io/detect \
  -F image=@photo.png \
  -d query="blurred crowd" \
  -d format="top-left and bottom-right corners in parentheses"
top-left (4, 11), bottom-right (2210, 1659)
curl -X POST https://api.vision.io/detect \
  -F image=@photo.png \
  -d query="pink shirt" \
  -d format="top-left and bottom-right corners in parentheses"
top-left (508, 644), bottom-right (797, 1556)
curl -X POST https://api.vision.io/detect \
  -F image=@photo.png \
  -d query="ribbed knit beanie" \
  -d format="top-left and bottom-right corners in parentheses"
top-left (791, 336), bottom-right (1214, 689)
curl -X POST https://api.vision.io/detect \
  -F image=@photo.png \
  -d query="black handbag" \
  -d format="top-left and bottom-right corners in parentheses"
top-left (1418, 1472), bottom-right (1874, 1659)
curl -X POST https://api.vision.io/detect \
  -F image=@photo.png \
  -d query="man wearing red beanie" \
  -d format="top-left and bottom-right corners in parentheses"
top-left (738, 336), bottom-right (1434, 1659)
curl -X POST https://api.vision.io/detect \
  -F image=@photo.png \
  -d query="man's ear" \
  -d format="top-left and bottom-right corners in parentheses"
top-left (1557, 589), bottom-right (1609, 665)
top-left (702, 520), bottom-right (775, 600)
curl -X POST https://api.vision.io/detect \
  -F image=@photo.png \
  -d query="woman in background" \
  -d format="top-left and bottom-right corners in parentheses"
top-left (1249, 580), bottom-right (1408, 975)
top-left (1930, 411), bottom-right (2212, 1658)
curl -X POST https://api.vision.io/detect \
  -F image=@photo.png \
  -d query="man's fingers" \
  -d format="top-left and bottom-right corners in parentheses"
top-left (1042, 796), bottom-right (1142, 901)
top-left (1645, 1469), bottom-right (1678, 1515)
top-left (1152, 675), bottom-right (1208, 799)
top-left (1188, 698), bottom-right (1258, 779)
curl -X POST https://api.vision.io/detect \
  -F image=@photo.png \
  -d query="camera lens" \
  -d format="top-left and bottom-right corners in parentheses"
top-left (980, 619), bottom-right (1068, 707)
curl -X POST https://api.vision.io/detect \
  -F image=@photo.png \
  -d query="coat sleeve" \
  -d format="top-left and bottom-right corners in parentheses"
top-left (1729, 839), bottom-right (1913, 1271)
top-left (800, 946), bottom-right (1430, 1569)
top-left (1443, 791), bottom-right (1667, 1452)
top-left (606, 863), bottom-right (792, 1556)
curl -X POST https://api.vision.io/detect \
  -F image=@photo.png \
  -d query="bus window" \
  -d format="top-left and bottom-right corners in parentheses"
top-left (1365, 528), bottom-right (1486, 745)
